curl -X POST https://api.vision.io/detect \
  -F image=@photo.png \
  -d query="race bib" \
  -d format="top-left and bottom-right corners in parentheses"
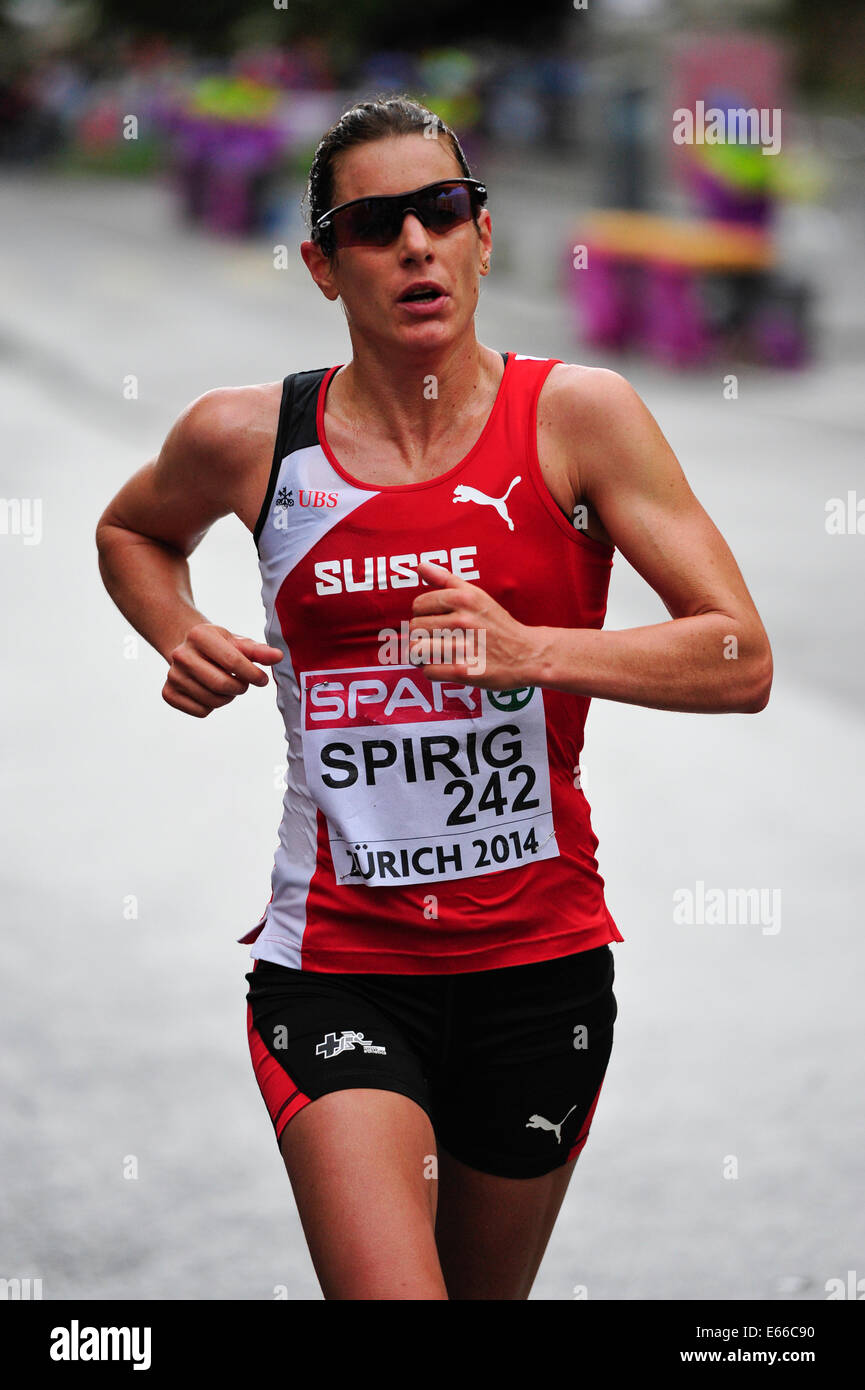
top-left (300, 665), bottom-right (558, 887)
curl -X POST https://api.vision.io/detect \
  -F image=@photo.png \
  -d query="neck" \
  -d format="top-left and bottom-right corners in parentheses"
top-left (329, 336), bottom-right (503, 468)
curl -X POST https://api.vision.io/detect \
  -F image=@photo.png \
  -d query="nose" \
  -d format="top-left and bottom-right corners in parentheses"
top-left (396, 211), bottom-right (434, 257)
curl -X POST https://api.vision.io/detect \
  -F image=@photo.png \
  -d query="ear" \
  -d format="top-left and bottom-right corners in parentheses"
top-left (300, 240), bottom-right (341, 302)
top-left (476, 208), bottom-right (492, 272)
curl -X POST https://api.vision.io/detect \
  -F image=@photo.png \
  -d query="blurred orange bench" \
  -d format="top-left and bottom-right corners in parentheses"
top-left (577, 210), bottom-right (775, 271)
top-left (565, 208), bottom-right (812, 366)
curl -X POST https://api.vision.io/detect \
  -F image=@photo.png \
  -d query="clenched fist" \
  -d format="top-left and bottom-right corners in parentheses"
top-left (162, 622), bottom-right (284, 718)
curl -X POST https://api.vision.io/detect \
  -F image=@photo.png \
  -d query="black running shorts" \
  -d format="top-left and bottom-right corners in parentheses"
top-left (245, 944), bottom-right (617, 1180)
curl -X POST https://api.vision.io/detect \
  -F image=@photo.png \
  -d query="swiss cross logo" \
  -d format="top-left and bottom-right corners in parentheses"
top-left (315, 1030), bottom-right (387, 1059)
top-left (302, 666), bottom-right (481, 731)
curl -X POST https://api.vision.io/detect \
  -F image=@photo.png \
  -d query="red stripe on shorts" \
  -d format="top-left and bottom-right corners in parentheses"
top-left (566, 1073), bottom-right (607, 1162)
top-left (247, 996), bottom-right (311, 1144)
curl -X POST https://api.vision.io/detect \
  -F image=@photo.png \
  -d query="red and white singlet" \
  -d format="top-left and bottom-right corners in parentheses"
top-left (238, 351), bottom-right (624, 973)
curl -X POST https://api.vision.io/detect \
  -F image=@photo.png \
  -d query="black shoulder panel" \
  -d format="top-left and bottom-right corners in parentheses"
top-left (253, 368), bottom-right (329, 551)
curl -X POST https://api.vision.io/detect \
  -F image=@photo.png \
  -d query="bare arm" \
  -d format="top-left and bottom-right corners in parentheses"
top-left (95, 520), bottom-right (209, 665)
top-left (95, 389), bottom-right (283, 716)
top-left (410, 367), bottom-right (772, 714)
top-left (532, 367), bottom-right (773, 712)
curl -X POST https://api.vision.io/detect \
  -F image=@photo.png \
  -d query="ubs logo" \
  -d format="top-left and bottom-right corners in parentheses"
top-left (275, 488), bottom-right (338, 510)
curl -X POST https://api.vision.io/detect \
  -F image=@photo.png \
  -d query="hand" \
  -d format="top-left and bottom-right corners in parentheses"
top-left (162, 622), bottom-right (283, 718)
top-left (409, 560), bottom-right (547, 688)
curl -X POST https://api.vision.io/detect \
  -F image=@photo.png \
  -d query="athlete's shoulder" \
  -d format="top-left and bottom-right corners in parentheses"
top-left (170, 381), bottom-right (284, 466)
top-left (538, 360), bottom-right (638, 415)
top-left (538, 361), bottom-right (658, 453)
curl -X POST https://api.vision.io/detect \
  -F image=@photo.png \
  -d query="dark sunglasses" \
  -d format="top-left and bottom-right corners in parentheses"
top-left (313, 178), bottom-right (488, 253)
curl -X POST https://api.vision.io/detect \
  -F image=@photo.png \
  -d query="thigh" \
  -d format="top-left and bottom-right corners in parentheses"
top-left (245, 958), bottom-right (446, 1299)
top-left (280, 1088), bottom-right (447, 1300)
top-left (433, 945), bottom-right (618, 1298)
top-left (434, 1145), bottom-right (579, 1300)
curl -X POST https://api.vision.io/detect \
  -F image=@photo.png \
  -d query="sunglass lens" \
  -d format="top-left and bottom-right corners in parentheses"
top-left (335, 199), bottom-right (393, 247)
top-left (329, 182), bottom-right (480, 249)
top-left (425, 184), bottom-right (473, 230)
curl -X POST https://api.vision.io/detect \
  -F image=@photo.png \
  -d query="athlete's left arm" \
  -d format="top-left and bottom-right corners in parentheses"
top-left (536, 367), bottom-right (773, 713)
top-left (411, 369), bottom-right (772, 713)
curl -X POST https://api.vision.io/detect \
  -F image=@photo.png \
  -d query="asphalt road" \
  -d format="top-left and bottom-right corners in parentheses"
top-left (0, 154), bottom-right (862, 1300)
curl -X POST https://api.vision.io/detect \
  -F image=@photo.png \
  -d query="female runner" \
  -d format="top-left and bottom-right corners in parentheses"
top-left (95, 96), bottom-right (772, 1300)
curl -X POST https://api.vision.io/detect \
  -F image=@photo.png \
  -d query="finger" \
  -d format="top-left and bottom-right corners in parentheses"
top-left (231, 636), bottom-right (285, 665)
top-left (409, 615), bottom-right (477, 641)
top-left (421, 661), bottom-right (475, 684)
top-left (415, 559), bottom-right (464, 589)
top-left (192, 630), bottom-right (275, 686)
top-left (168, 667), bottom-right (238, 707)
top-left (411, 590), bottom-right (462, 616)
top-left (162, 683), bottom-right (212, 718)
top-left (171, 647), bottom-right (250, 699)
top-left (422, 660), bottom-right (494, 686)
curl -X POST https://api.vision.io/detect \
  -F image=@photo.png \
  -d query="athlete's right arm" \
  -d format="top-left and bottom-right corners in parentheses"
top-left (95, 389), bottom-right (283, 718)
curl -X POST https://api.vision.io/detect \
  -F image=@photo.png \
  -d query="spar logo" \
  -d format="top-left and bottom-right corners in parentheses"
top-left (302, 666), bottom-right (481, 730)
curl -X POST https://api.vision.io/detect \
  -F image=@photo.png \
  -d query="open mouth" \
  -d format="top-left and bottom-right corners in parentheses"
top-left (399, 286), bottom-right (446, 303)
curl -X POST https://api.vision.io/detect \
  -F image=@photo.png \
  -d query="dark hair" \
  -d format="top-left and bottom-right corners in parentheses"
top-left (304, 94), bottom-right (478, 258)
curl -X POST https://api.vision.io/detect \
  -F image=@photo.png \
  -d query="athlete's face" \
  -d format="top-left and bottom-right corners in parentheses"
top-left (301, 134), bottom-right (492, 353)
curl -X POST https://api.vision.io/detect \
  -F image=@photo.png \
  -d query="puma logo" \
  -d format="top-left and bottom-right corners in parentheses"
top-left (526, 1105), bottom-right (577, 1144)
top-left (452, 476), bottom-right (521, 531)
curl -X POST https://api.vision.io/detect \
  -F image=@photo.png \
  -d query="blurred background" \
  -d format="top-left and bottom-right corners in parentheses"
top-left (1, 0), bottom-right (863, 1302)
